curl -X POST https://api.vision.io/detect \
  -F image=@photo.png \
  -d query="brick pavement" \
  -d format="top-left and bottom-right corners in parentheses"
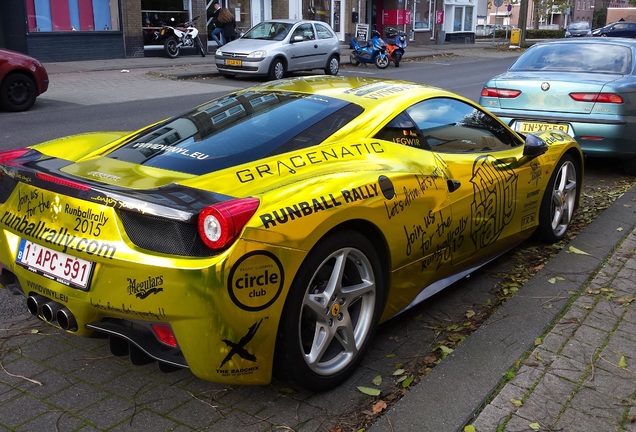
top-left (471, 228), bottom-right (636, 432)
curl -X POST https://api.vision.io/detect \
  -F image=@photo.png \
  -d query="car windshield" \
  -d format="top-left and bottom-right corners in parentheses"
top-left (242, 22), bottom-right (294, 41)
top-left (568, 22), bottom-right (590, 30)
top-left (510, 43), bottom-right (632, 74)
top-left (107, 92), bottom-right (363, 175)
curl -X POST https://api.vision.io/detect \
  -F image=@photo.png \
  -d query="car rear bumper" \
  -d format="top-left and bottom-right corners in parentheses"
top-left (488, 109), bottom-right (635, 159)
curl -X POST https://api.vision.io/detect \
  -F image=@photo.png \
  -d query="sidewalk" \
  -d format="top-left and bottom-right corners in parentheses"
top-left (4, 41), bottom-right (635, 432)
top-left (370, 184), bottom-right (636, 432)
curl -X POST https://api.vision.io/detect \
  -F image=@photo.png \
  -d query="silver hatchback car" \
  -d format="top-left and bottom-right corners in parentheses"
top-left (215, 20), bottom-right (341, 80)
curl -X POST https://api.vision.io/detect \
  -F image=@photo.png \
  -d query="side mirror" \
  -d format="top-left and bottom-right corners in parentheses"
top-left (291, 35), bottom-right (304, 43)
top-left (523, 133), bottom-right (548, 157)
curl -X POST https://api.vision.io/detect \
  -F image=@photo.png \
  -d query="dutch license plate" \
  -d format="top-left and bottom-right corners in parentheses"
top-left (225, 59), bottom-right (242, 66)
top-left (516, 121), bottom-right (570, 134)
top-left (16, 239), bottom-right (93, 290)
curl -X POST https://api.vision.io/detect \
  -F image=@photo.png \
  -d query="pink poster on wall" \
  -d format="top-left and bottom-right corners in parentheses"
top-left (50, 0), bottom-right (72, 30)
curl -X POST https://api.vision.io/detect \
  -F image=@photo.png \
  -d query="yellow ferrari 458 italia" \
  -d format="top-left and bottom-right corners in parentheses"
top-left (0, 76), bottom-right (582, 391)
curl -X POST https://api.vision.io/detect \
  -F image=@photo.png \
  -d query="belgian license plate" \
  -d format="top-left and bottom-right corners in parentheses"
top-left (225, 59), bottom-right (242, 66)
top-left (16, 239), bottom-right (93, 290)
top-left (516, 121), bottom-right (570, 135)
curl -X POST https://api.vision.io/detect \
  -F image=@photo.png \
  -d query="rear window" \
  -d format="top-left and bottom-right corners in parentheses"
top-left (107, 91), bottom-right (362, 175)
top-left (510, 43), bottom-right (632, 74)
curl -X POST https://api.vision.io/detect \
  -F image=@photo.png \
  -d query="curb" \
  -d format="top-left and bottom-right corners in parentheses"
top-left (369, 184), bottom-right (636, 431)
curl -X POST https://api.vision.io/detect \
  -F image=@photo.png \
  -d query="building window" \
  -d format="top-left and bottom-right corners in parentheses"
top-left (26, 0), bottom-right (121, 32)
top-left (453, 5), bottom-right (473, 32)
top-left (142, 0), bottom-right (188, 44)
top-left (413, 0), bottom-right (433, 30)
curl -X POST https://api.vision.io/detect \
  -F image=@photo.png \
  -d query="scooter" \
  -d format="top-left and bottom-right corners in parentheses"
top-left (350, 30), bottom-right (390, 69)
top-left (385, 27), bottom-right (408, 67)
top-left (160, 16), bottom-right (206, 58)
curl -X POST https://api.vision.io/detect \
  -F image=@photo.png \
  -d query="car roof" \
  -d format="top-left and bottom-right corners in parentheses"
top-left (247, 76), bottom-right (466, 107)
top-left (537, 37), bottom-right (636, 48)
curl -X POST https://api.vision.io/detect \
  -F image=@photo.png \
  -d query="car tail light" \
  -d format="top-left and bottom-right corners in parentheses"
top-left (0, 148), bottom-right (30, 165)
top-left (36, 172), bottom-right (91, 190)
top-left (198, 197), bottom-right (260, 250)
top-left (569, 93), bottom-right (624, 103)
top-left (481, 87), bottom-right (521, 98)
top-left (151, 323), bottom-right (177, 347)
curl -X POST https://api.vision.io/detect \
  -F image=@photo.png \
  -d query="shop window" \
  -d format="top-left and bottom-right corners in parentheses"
top-left (452, 5), bottom-right (473, 32)
top-left (413, 0), bottom-right (433, 30)
top-left (26, 0), bottom-right (121, 32)
top-left (142, 0), bottom-right (188, 45)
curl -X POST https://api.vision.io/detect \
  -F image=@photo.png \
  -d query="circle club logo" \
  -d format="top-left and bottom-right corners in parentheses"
top-left (228, 251), bottom-right (284, 311)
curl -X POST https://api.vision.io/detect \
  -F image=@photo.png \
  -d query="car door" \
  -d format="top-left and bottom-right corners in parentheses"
top-left (396, 97), bottom-right (533, 268)
top-left (287, 23), bottom-right (319, 71)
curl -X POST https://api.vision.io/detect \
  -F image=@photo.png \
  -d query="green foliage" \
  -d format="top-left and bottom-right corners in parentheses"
top-left (493, 29), bottom-right (564, 39)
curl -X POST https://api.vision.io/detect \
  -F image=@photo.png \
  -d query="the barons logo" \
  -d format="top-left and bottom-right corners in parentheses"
top-left (228, 251), bottom-right (284, 311)
top-left (127, 275), bottom-right (164, 299)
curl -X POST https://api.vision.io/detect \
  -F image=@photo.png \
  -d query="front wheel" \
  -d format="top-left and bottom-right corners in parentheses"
top-left (349, 52), bottom-right (360, 66)
top-left (164, 37), bottom-right (180, 58)
top-left (534, 154), bottom-right (579, 243)
top-left (275, 231), bottom-right (385, 391)
top-left (393, 52), bottom-right (402, 67)
top-left (196, 36), bottom-right (206, 57)
top-left (268, 58), bottom-right (286, 80)
top-left (375, 53), bottom-right (390, 69)
top-left (324, 55), bottom-right (340, 75)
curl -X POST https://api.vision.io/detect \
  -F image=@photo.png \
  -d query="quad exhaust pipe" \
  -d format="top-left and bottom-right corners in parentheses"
top-left (26, 294), bottom-right (78, 331)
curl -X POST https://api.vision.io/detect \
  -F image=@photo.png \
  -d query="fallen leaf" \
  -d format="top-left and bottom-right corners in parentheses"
top-left (372, 400), bottom-right (387, 414)
top-left (464, 426), bottom-right (477, 432)
top-left (510, 398), bottom-right (523, 408)
top-left (534, 337), bottom-right (542, 346)
top-left (372, 375), bottom-right (382, 386)
top-left (402, 375), bottom-right (414, 388)
top-left (392, 368), bottom-right (405, 376)
top-left (529, 422), bottom-right (541, 431)
top-left (466, 309), bottom-right (475, 318)
top-left (617, 227), bottom-right (624, 231)
top-left (357, 386), bottom-right (381, 396)
top-left (568, 246), bottom-right (590, 255)
top-left (619, 355), bottom-right (628, 369)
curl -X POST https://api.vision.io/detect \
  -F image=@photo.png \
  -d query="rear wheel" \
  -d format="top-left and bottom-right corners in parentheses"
top-left (375, 53), bottom-right (390, 69)
top-left (275, 231), bottom-right (385, 392)
top-left (268, 58), bottom-right (286, 80)
top-left (164, 37), bottom-right (180, 58)
top-left (534, 154), bottom-right (579, 243)
top-left (0, 73), bottom-right (37, 112)
top-left (324, 55), bottom-right (340, 75)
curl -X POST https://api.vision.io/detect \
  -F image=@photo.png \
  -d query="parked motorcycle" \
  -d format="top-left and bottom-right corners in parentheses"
top-left (385, 27), bottom-right (408, 67)
top-left (160, 16), bottom-right (206, 58)
top-left (350, 30), bottom-right (390, 69)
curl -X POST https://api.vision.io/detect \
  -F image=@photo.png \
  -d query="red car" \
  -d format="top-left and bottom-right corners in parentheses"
top-left (0, 48), bottom-right (49, 112)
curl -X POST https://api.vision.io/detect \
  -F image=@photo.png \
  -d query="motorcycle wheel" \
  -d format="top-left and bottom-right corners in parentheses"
top-left (349, 52), bottom-right (360, 66)
top-left (196, 36), bottom-right (206, 57)
top-left (375, 53), bottom-right (390, 69)
top-left (164, 37), bottom-right (180, 58)
top-left (394, 52), bottom-right (402, 67)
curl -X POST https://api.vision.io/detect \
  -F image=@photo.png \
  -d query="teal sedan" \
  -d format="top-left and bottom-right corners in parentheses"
top-left (480, 38), bottom-right (636, 175)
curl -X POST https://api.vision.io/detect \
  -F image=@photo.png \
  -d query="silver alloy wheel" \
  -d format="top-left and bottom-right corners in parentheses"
top-left (327, 57), bottom-right (339, 75)
top-left (550, 160), bottom-right (577, 238)
top-left (273, 61), bottom-right (285, 80)
top-left (298, 247), bottom-right (376, 375)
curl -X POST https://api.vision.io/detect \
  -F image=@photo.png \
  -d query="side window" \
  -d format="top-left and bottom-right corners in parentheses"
top-left (292, 23), bottom-right (315, 41)
top-left (315, 23), bottom-right (334, 39)
top-left (375, 112), bottom-right (428, 149)
top-left (405, 98), bottom-right (518, 153)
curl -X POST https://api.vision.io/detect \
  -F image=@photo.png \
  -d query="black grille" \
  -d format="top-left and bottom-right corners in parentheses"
top-left (118, 210), bottom-right (213, 257)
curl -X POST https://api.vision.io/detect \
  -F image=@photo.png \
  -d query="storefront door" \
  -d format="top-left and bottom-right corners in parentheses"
top-left (251, 0), bottom-right (271, 26)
